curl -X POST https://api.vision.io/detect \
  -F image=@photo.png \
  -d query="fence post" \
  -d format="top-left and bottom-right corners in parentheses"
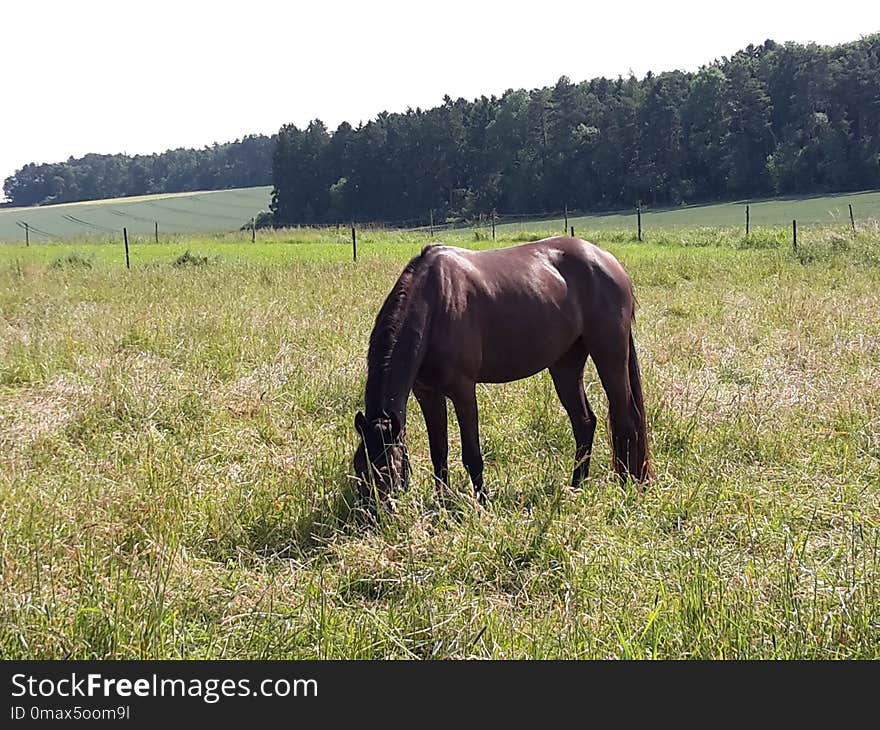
top-left (25, 222), bottom-right (29, 247)
top-left (746, 205), bottom-right (750, 236)
top-left (154, 221), bottom-right (159, 244)
top-left (792, 219), bottom-right (797, 253)
top-left (430, 209), bottom-right (434, 237)
top-left (492, 210), bottom-right (496, 241)
top-left (251, 217), bottom-right (256, 243)
top-left (351, 225), bottom-right (357, 262)
top-left (849, 204), bottom-right (856, 234)
top-left (123, 227), bottom-right (131, 270)
top-left (637, 203), bottom-right (642, 242)
top-left (570, 226), bottom-right (575, 238)
top-left (564, 204), bottom-right (568, 234)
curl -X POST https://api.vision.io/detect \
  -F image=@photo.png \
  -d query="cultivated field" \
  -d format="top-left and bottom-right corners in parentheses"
top-left (1, 225), bottom-right (878, 658)
top-left (502, 188), bottom-right (880, 233)
top-left (0, 186), bottom-right (272, 242)
top-left (2, 186), bottom-right (879, 243)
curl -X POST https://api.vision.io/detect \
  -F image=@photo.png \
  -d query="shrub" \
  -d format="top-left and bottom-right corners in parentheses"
top-left (49, 252), bottom-right (94, 269)
top-left (173, 250), bottom-right (210, 267)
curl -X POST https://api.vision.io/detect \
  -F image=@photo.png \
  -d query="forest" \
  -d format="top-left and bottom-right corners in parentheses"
top-left (4, 35), bottom-right (878, 223)
top-left (2, 135), bottom-right (274, 207)
top-left (271, 36), bottom-right (880, 224)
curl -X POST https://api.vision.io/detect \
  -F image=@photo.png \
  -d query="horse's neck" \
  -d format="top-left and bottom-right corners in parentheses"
top-left (365, 304), bottom-right (429, 425)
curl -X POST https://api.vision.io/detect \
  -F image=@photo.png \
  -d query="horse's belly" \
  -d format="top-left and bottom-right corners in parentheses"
top-left (477, 359), bottom-right (560, 383)
top-left (476, 318), bottom-right (579, 383)
top-left (428, 256), bottom-right (585, 385)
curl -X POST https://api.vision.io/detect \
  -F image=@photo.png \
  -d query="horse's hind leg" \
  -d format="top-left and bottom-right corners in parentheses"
top-left (590, 328), bottom-right (643, 482)
top-left (414, 386), bottom-right (450, 504)
top-left (550, 341), bottom-right (597, 488)
top-left (449, 381), bottom-right (487, 506)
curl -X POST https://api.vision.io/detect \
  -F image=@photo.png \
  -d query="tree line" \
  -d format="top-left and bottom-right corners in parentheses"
top-left (271, 35), bottom-right (880, 225)
top-left (5, 35), bottom-right (878, 220)
top-left (2, 135), bottom-right (274, 207)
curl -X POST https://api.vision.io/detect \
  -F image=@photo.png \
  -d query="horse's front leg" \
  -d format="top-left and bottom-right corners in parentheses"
top-left (450, 381), bottom-right (487, 506)
top-left (414, 386), bottom-right (450, 504)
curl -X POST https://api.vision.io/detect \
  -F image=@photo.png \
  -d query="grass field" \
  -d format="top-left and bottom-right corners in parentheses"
top-left (1, 225), bottom-right (879, 658)
top-left (2, 186), bottom-right (879, 244)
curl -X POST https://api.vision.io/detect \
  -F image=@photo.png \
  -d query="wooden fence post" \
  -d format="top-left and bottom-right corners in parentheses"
top-left (849, 204), bottom-right (856, 234)
top-left (351, 225), bottom-right (357, 262)
top-left (792, 219), bottom-right (797, 253)
top-left (637, 203), bottom-right (642, 242)
top-left (123, 227), bottom-right (131, 270)
top-left (154, 221), bottom-right (159, 244)
top-left (746, 205), bottom-right (750, 236)
top-left (570, 226), bottom-right (575, 238)
top-left (25, 222), bottom-right (29, 247)
top-left (251, 217), bottom-right (256, 243)
top-left (492, 210), bottom-right (496, 241)
top-left (564, 204), bottom-right (568, 234)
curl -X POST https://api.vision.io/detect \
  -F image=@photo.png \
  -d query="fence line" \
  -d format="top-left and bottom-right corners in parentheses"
top-left (6, 199), bottom-right (875, 245)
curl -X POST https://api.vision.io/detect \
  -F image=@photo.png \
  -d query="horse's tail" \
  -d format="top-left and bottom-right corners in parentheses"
top-left (626, 329), bottom-right (651, 481)
top-left (608, 327), bottom-right (652, 483)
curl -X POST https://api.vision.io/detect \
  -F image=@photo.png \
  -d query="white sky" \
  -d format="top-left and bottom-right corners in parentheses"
top-left (1, 0), bottom-right (878, 197)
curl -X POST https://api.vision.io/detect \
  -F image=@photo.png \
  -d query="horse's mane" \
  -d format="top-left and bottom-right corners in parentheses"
top-left (364, 245), bottom-right (439, 416)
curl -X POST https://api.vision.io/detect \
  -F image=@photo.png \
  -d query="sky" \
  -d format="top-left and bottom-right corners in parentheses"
top-left (1, 0), bottom-right (878, 197)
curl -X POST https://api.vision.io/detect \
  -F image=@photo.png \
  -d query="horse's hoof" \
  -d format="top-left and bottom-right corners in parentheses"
top-left (381, 497), bottom-right (397, 515)
top-left (435, 487), bottom-right (455, 511)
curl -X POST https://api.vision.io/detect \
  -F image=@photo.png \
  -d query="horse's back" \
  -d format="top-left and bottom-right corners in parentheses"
top-left (417, 237), bottom-right (634, 384)
top-left (424, 236), bottom-right (632, 313)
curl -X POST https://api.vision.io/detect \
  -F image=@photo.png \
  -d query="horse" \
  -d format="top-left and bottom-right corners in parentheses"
top-left (353, 235), bottom-right (650, 512)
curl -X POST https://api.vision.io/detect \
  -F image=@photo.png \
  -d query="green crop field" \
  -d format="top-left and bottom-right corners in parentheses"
top-left (1, 225), bottom-right (879, 659)
top-left (498, 189), bottom-right (880, 233)
top-left (0, 186), bottom-right (272, 242)
top-left (3, 186), bottom-right (880, 244)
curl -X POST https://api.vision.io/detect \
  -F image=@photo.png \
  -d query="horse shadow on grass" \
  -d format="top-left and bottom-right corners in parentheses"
top-left (208, 473), bottom-right (372, 568)
top-left (229, 458), bottom-right (582, 567)
top-left (265, 474), bottom-right (486, 560)
top-left (279, 479), bottom-right (378, 561)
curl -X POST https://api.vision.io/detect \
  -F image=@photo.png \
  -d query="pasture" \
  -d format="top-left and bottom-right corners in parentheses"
top-left (501, 188), bottom-right (880, 233)
top-left (3, 185), bottom-right (880, 243)
top-left (0, 225), bottom-right (878, 658)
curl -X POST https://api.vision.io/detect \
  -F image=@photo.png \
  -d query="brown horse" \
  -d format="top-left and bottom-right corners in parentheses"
top-left (353, 236), bottom-right (650, 511)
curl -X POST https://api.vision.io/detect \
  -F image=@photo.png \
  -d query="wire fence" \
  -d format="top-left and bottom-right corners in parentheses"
top-left (2, 191), bottom-right (879, 245)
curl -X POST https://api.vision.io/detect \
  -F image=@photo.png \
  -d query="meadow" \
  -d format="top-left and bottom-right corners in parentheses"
top-left (2, 184), bottom-right (879, 243)
top-left (0, 224), bottom-right (878, 658)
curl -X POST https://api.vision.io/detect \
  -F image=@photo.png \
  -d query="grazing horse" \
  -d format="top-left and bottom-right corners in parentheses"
top-left (353, 236), bottom-right (650, 511)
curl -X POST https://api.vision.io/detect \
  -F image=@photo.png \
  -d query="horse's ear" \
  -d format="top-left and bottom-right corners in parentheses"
top-left (389, 411), bottom-right (402, 438)
top-left (354, 411), bottom-right (367, 435)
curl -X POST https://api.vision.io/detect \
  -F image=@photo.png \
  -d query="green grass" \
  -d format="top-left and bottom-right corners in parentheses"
top-left (1, 227), bottom-right (878, 658)
top-left (500, 188), bottom-right (880, 233)
top-left (2, 218), bottom-right (878, 269)
top-left (2, 185), bottom-right (879, 244)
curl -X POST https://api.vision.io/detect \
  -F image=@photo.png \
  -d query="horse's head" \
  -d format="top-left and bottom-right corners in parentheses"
top-left (353, 410), bottom-right (410, 512)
